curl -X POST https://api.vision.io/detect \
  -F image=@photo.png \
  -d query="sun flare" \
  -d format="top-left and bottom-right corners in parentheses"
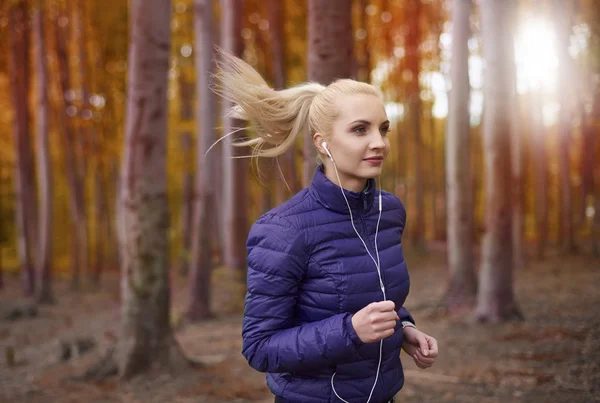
top-left (514, 17), bottom-right (559, 94)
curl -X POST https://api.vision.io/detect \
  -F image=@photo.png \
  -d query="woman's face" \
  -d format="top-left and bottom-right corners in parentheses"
top-left (316, 93), bottom-right (391, 192)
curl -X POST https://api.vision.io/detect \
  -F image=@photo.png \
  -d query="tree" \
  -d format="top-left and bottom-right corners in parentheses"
top-left (443, 0), bottom-right (476, 310)
top-left (221, 0), bottom-right (249, 275)
top-left (267, 0), bottom-right (298, 205)
top-left (508, 3), bottom-right (525, 271)
top-left (54, 3), bottom-right (88, 290)
top-left (405, 0), bottom-right (426, 252)
top-left (187, 0), bottom-right (218, 321)
top-left (304, 0), bottom-right (353, 187)
top-left (177, 68), bottom-right (195, 276)
top-left (8, 0), bottom-right (37, 296)
top-left (553, 0), bottom-right (577, 253)
top-left (33, 0), bottom-right (54, 304)
top-left (474, 0), bottom-right (522, 322)
top-left (114, 0), bottom-right (187, 377)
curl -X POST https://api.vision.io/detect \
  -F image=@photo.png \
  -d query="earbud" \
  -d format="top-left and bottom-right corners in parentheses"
top-left (321, 141), bottom-right (334, 161)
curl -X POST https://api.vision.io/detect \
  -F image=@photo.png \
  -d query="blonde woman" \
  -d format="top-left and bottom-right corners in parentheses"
top-left (216, 53), bottom-right (439, 403)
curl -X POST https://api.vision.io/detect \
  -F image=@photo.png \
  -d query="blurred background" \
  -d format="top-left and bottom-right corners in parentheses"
top-left (0, 0), bottom-right (599, 402)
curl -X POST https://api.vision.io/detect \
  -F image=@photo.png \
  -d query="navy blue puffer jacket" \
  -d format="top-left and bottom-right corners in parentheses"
top-left (242, 165), bottom-right (414, 403)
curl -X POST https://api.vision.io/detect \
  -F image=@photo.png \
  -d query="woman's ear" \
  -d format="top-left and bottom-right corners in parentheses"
top-left (313, 132), bottom-right (326, 155)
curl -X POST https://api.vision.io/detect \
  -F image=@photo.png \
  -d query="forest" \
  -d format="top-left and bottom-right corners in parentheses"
top-left (0, 0), bottom-right (599, 402)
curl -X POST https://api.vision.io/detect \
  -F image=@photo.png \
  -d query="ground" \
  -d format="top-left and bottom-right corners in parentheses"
top-left (1, 249), bottom-right (599, 403)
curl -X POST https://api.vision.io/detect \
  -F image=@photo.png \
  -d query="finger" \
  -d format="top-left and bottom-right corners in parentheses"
top-left (414, 353), bottom-right (433, 368)
top-left (415, 350), bottom-right (436, 365)
top-left (413, 355), bottom-right (427, 369)
top-left (372, 300), bottom-right (396, 312)
top-left (378, 328), bottom-right (395, 341)
top-left (373, 320), bottom-right (397, 333)
top-left (427, 337), bottom-right (439, 357)
top-left (373, 311), bottom-right (400, 323)
top-left (418, 335), bottom-right (430, 357)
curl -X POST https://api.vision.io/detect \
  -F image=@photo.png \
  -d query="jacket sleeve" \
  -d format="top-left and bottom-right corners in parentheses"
top-left (242, 214), bottom-right (364, 373)
top-left (390, 193), bottom-right (415, 327)
top-left (399, 307), bottom-right (415, 325)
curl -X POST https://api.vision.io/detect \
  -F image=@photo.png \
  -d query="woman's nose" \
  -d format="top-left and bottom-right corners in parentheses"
top-left (370, 132), bottom-right (386, 149)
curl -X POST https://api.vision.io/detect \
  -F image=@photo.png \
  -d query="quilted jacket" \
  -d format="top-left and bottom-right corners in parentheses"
top-left (242, 165), bottom-right (414, 403)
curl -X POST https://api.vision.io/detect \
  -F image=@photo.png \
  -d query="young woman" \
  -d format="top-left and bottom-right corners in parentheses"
top-left (216, 53), bottom-right (439, 403)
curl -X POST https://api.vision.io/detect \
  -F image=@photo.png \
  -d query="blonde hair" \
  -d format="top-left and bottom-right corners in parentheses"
top-left (213, 50), bottom-right (382, 159)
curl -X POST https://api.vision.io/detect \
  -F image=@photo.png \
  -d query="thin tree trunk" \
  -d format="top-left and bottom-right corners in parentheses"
top-left (591, 82), bottom-right (600, 256)
top-left (531, 88), bottom-right (548, 260)
top-left (177, 72), bottom-right (194, 276)
top-left (268, 0), bottom-right (298, 203)
top-left (221, 0), bottom-right (248, 276)
top-left (54, 5), bottom-right (86, 290)
top-left (33, 3), bottom-right (55, 304)
top-left (305, 0), bottom-right (353, 187)
top-left (406, 0), bottom-right (426, 252)
top-left (474, 0), bottom-right (522, 322)
top-left (74, 0), bottom-right (91, 283)
top-left (188, 0), bottom-right (218, 321)
top-left (443, 0), bottom-right (476, 311)
top-left (553, 0), bottom-right (577, 253)
top-left (507, 2), bottom-right (525, 271)
top-left (117, 0), bottom-right (187, 377)
top-left (8, 1), bottom-right (37, 296)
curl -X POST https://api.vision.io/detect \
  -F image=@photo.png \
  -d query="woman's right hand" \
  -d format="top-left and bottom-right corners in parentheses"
top-left (351, 301), bottom-right (399, 343)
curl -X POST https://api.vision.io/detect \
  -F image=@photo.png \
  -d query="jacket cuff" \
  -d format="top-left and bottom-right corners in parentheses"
top-left (344, 313), bottom-right (364, 346)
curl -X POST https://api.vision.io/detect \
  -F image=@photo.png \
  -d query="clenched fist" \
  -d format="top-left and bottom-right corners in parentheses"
top-left (351, 301), bottom-right (399, 343)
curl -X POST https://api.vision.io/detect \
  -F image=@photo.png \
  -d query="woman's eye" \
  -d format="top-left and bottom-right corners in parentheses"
top-left (381, 127), bottom-right (390, 135)
top-left (353, 126), bottom-right (367, 134)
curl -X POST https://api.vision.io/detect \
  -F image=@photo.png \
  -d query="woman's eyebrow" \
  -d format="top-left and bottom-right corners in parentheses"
top-left (348, 119), bottom-right (371, 126)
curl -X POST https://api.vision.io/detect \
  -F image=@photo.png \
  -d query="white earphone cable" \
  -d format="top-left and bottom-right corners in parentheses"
top-left (328, 156), bottom-right (386, 403)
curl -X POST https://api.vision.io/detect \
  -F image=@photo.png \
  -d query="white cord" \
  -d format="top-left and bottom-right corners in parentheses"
top-left (329, 162), bottom-right (385, 403)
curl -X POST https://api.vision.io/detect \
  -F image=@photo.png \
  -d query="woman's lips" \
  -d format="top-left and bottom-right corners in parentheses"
top-left (364, 157), bottom-right (384, 166)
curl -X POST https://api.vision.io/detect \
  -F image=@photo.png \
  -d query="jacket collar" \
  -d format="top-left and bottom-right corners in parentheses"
top-left (309, 164), bottom-right (376, 214)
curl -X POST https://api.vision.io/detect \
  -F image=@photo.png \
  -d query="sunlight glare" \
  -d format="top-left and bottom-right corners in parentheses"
top-left (514, 18), bottom-right (559, 94)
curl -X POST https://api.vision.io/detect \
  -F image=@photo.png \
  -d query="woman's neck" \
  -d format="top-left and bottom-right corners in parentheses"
top-left (322, 164), bottom-right (367, 192)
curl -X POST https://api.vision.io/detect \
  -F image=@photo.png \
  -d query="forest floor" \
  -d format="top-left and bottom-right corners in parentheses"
top-left (1, 247), bottom-right (599, 403)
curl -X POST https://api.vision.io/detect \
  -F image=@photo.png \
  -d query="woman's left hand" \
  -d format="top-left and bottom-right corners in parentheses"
top-left (401, 327), bottom-right (438, 369)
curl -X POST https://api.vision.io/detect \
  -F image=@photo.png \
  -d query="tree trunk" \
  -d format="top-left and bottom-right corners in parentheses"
top-left (33, 3), bottom-right (55, 304)
top-left (531, 89), bottom-right (548, 260)
top-left (305, 0), bottom-right (353, 187)
top-left (591, 82), bottom-right (600, 256)
top-left (405, 0), bottom-right (426, 252)
top-left (74, 0), bottom-right (92, 283)
top-left (177, 72), bottom-right (194, 276)
top-left (221, 0), bottom-right (249, 276)
top-left (443, 0), bottom-right (476, 311)
top-left (54, 5), bottom-right (87, 290)
top-left (8, 1), bottom-right (37, 296)
top-left (553, 0), bottom-right (577, 254)
top-left (474, 0), bottom-right (522, 322)
top-left (187, 0), bottom-right (218, 321)
top-left (117, 0), bottom-right (187, 377)
top-left (268, 0), bottom-right (298, 204)
top-left (506, 3), bottom-right (525, 271)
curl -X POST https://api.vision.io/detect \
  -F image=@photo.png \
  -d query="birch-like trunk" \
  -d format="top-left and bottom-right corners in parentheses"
top-left (117, 0), bottom-right (187, 377)
top-left (405, 0), bottom-right (426, 252)
top-left (33, 2), bottom-right (55, 304)
top-left (187, 0), bottom-right (218, 321)
top-left (474, 0), bottom-right (522, 322)
top-left (221, 0), bottom-right (248, 276)
top-left (443, 0), bottom-right (476, 310)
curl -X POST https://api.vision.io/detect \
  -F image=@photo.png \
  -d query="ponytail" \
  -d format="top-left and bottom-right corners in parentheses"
top-left (213, 49), bottom-right (325, 159)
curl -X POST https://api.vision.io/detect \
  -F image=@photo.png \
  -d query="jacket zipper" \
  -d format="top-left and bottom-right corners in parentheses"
top-left (360, 193), bottom-right (388, 298)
